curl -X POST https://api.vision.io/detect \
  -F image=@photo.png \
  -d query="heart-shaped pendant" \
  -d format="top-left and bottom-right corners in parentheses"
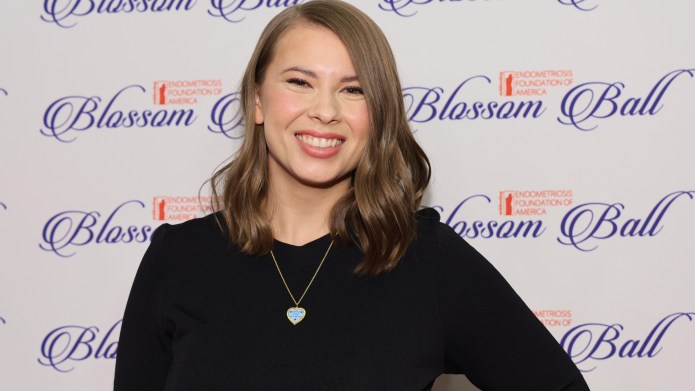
top-left (287, 307), bottom-right (306, 325)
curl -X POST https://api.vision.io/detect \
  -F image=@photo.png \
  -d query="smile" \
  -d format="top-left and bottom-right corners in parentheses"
top-left (295, 134), bottom-right (344, 148)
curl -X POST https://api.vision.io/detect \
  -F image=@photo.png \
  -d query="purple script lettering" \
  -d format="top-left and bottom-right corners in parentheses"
top-left (561, 312), bottom-right (695, 372)
top-left (40, 200), bottom-right (154, 257)
top-left (404, 76), bottom-right (546, 123)
top-left (208, 0), bottom-right (300, 23)
top-left (379, 0), bottom-right (432, 17)
top-left (208, 92), bottom-right (245, 138)
top-left (41, 85), bottom-right (197, 143)
top-left (380, 0), bottom-right (497, 17)
top-left (558, 191), bottom-right (695, 251)
top-left (558, 69), bottom-right (695, 131)
top-left (38, 320), bottom-right (121, 372)
top-left (433, 195), bottom-right (546, 239)
top-left (42, 0), bottom-right (198, 28)
top-left (557, 0), bottom-right (597, 11)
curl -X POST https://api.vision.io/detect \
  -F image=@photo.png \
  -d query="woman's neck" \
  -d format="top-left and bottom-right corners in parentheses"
top-left (266, 175), bottom-right (350, 246)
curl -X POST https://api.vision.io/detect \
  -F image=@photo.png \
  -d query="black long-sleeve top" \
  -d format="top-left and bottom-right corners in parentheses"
top-left (114, 208), bottom-right (589, 390)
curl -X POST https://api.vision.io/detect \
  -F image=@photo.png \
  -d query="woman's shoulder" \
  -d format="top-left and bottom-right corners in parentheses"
top-left (415, 207), bottom-right (468, 246)
top-left (151, 211), bottom-right (229, 252)
top-left (414, 206), bottom-right (441, 225)
top-left (414, 207), bottom-right (486, 266)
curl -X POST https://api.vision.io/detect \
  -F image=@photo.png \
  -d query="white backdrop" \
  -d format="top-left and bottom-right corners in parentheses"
top-left (1, 0), bottom-right (694, 390)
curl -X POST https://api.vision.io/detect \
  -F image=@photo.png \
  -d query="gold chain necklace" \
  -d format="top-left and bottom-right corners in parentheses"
top-left (270, 240), bottom-right (334, 325)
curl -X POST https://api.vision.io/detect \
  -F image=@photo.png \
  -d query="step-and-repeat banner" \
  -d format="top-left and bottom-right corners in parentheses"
top-left (1, 1), bottom-right (694, 390)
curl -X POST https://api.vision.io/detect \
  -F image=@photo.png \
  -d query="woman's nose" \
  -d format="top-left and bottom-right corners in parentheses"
top-left (308, 90), bottom-right (341, 124)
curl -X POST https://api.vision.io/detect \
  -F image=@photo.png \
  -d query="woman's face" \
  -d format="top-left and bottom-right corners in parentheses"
top-left (255, 23), bottom-right (369, 190)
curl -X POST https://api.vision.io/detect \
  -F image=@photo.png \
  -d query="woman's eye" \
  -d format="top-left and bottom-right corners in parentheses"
top-left (288, 78), bottom-right (309, 87)
top-left (344, 86), bottom-right (364, 95)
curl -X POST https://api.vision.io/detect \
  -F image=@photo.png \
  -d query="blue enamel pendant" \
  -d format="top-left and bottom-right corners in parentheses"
top-left (287, 307), bottom-right (306, 325)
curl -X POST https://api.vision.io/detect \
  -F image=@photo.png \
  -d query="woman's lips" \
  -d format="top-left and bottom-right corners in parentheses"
top-left (294, 131), bottom-right (345, 159)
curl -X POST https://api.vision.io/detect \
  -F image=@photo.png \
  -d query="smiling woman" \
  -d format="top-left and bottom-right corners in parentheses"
top-left (114, 1), bottom-right (590, 390)
top-left (255, 23), bottom-right (370, 190)
top-left (209, 0), bottom-right (431, 274)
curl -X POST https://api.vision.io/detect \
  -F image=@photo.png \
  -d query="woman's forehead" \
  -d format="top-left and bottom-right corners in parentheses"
top-left (266, 23), bottom-right (357, 77)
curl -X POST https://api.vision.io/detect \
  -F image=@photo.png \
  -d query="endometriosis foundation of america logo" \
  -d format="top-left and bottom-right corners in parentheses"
top-left (499, 189), bottom-right (573, 216)
top-left (153, 196), bottom-right (215, 222)
top-left (153, 79), bottom-right (223, 105)
top-left (499, 70), bottom-right (574, 97)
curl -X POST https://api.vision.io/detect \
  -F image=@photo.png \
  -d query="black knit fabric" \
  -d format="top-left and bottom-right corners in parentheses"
top-left (114, 208), bottom-right (589, 391)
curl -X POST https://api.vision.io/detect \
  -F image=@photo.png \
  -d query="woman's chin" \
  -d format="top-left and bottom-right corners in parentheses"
top-left (291, 171), bottom-right (353, 190)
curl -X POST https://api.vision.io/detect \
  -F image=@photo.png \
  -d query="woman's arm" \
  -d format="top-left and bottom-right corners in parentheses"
top-left (433, 222), bottom-right (590, 390)
top-left (114, 225), bottom-right (173, 390)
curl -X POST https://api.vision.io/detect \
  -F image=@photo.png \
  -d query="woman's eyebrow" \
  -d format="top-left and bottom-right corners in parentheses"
top-left (282, 66), bottom-right (359, 83)
top-left (282, 66), bottom-right (316, 77)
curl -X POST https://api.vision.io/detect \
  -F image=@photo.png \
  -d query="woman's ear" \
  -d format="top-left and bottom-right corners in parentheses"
top-left (254, 91), bottom-right (264, 125)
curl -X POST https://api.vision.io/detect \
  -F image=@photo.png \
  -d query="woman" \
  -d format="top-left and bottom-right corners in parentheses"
top-left (115, 1), bottom-right (590, 390)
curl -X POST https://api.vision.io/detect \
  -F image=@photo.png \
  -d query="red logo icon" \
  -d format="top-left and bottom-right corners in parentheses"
top-left (499, 191), bottom-right (514, 215)
top-left (154, 82), bottom-right (167, 105)
top-left (499, 72), bottom-right (514, 96)
top-left (153, 197), bottom-right (168, 220)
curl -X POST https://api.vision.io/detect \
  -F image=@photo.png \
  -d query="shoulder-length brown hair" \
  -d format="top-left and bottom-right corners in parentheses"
top-left (210, 0), bottom-right (430, 276)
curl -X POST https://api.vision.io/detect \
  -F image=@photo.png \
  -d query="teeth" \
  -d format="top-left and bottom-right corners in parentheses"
top-left (296, 134), bottom-right (343, 148)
